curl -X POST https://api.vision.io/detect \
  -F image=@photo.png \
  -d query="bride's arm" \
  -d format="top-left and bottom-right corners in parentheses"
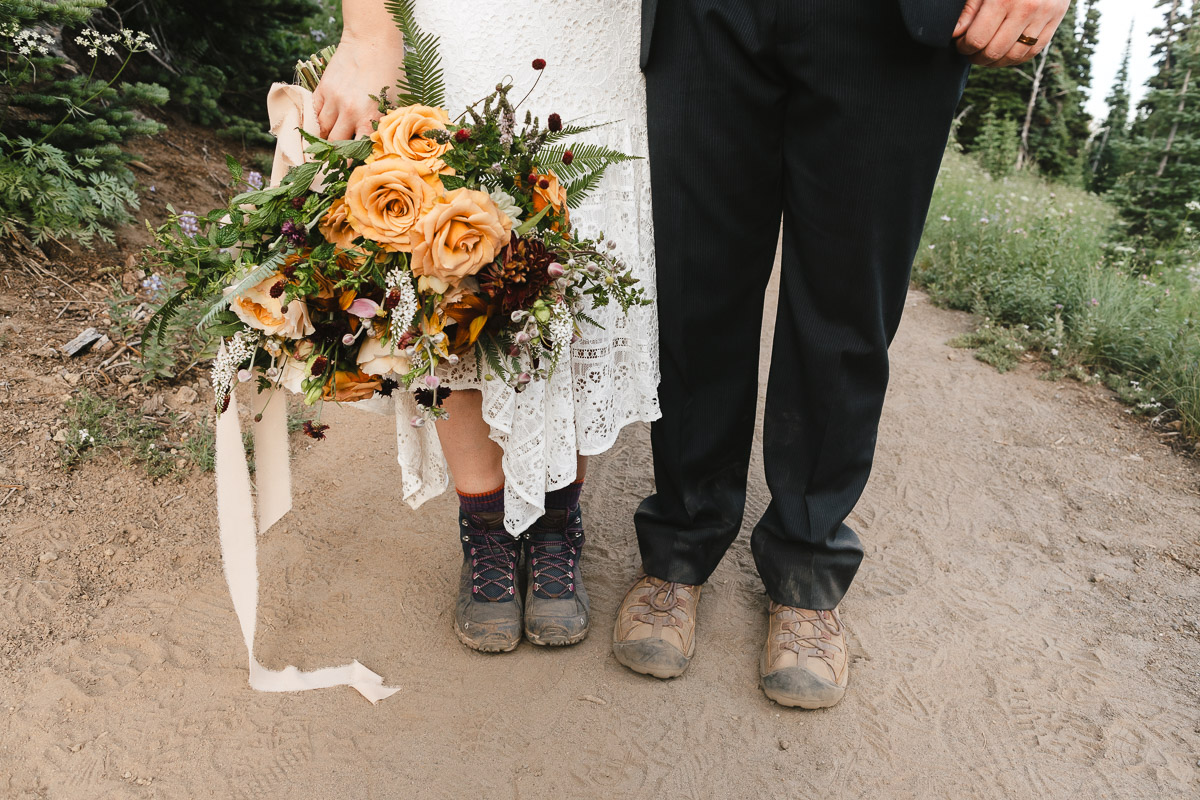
top-left (312, 0), bottom-right (406, 140)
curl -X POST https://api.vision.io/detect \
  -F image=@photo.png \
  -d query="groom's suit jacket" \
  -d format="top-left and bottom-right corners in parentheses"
top-left (640, 0), bottom-right (966, 68)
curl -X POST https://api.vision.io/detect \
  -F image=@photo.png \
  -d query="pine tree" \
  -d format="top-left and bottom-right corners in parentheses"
top-left (956, 0), bottom-right (1097, 180)
top-left (1116, 0), bottom-right (1200, 246)
top-left (1089, 25), bottom-right (1133, 193)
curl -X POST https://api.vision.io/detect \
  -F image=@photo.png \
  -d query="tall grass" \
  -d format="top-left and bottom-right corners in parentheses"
top-left (914, 150), bottom-right (1200, 439)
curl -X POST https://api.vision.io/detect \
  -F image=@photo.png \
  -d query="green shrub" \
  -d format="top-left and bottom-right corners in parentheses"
top-left (110, 0), bottom-right (340, 140)
top-left (0, 4), bottom-right (168, 243)
top-left (915, 148), bottom-right (1200, 437)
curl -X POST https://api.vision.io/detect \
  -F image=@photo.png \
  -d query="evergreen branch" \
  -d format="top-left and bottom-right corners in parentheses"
top-left (384, 0), bottom-right (447, 108)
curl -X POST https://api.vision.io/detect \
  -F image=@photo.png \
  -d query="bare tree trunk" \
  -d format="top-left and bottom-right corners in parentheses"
top-left (1017, 49), bottom-right (1050, 171)
top-left (1090, 124), bottom-right (1111, 175)
top-left (1156, 65), bottom-right (1192, 177)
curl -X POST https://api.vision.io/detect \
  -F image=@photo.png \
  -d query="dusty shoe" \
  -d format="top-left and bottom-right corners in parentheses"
top-left (612, 575), bottom-right (700, 679)
top-left (524, 507), bottom-right (589, 646)
top-left (454, 510), bottom-right (522, 653)
top-left (760, 602), bottom-right (849, 709)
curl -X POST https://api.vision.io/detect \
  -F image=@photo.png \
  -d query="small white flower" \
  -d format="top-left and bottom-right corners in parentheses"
top-left (489, 188), bottom-right (523, 222)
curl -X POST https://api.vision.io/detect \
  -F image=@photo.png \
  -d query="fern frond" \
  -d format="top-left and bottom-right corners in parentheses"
top-left (535, 142), bottom-right (639, 182)
top-left (542, 122), bottom-right (610, 145)
top-left (144, 290), bottom-right (188, 345)
top-left (384, 0), bottom-right (447, 108)
top-left (565, 165), bottom-right (611, 209)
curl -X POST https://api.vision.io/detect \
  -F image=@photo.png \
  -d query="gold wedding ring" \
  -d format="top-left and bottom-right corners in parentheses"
top-left (1017, 33), bottom-right (1039, 46)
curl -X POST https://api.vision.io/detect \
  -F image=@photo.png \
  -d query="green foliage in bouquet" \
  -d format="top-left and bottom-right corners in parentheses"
top-left (0, 1), bottom-right (168, 244)
top-left (144, 5), bottom-right (649, 428)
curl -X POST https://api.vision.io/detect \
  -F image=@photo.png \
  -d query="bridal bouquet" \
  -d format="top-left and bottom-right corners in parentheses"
top-left (145, 1), bottom-right (645, 431)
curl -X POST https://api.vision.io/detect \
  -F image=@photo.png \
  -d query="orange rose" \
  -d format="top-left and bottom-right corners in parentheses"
top-left (411, 188), bottom-right (513, 294)
top-left (531, 170), bottom-right (570, 229)
top-left (321, 370), bottom-right (383, 403)
top-left (345, 155), bottom-right (441, 252)
top-left (370, 105), bottom-right (454, 177)
top-left (319, 198), bottom-right (358, 251)
top-left (226, 273), bottom-right (314, 339)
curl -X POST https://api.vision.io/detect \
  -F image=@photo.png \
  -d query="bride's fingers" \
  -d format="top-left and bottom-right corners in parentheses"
top-left (317, 100), bottom-right (339, 139)
top-left (327, 113), bottom-right (358, 143)
top-left (355, 117), bottom-right (376, 140)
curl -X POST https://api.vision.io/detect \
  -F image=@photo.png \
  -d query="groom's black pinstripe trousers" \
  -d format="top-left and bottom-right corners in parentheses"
top-left (634, 0), bottom-right (970, 609)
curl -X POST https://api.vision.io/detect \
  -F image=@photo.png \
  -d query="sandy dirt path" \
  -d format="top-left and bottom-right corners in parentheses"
top-left (3, 272), bottom-right (1199, 798)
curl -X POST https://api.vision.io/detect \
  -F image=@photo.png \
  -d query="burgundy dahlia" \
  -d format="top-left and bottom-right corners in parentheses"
top-left (547, 113), bottom-right (562, 133)
top-left (455, 128), bottom-right (471, 143)
top-left (532, 58), bottom-right (546, 71)
top-left (310, 355), bottom-right (329, 376)
top-left (269, 281), bottom-right (286, 299)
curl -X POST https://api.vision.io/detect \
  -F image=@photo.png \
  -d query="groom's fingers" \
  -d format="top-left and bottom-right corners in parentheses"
top-left (955, 1), bottom-right (1007, 57)
top-left (953, 0), bottom-right (984, 39)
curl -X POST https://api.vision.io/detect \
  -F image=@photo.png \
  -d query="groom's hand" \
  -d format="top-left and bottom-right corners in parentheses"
top-left (953, 0), bottom-right (1070, 68)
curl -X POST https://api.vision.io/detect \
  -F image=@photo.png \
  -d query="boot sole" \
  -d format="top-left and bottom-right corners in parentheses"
top-left (526, 627), bottom-right (589, 647)
top-left (612, 637), bottom-right (692, 679)
top-left (759, 649), bottom-right (847, 709)
top-left (454, 620), bottom-right (521, 653)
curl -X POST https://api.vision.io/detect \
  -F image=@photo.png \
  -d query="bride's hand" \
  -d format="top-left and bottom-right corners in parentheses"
top-left (312, 35), bottom-right (403, 140)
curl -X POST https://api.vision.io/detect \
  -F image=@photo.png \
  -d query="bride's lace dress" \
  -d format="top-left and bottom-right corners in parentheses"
top-left (381, 0), bottom-right (660, 533)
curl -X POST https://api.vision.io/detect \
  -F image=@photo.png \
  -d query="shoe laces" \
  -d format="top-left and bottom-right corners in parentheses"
top-left (529, 514), bottom-right (583, 600)
top-left (631, 577), bottom-right (689, 627)
top-left (777, 607), bottom-right (844, 665)
top-left (462, 516), bottom-right (519, 602)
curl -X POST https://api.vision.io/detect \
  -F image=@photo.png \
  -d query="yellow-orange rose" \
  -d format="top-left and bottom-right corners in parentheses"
top-left (319, 198), bottom-right (358, 251)
top-left (322, 370), bottom-right (383, 403)
top-left (227, 273), bottom-right (314, 339)
top-left (411, 188), bottom-right (513, 294)
top-left (356, 336), bottom-right (410, 377)
top-left (345, 155), bottom-right (441, 252)
top-left (370, 105), bottom-right (454, 176)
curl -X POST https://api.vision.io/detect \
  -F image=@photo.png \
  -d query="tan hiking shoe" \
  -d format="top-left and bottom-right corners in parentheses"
top-left (760, 603), bottom-right (849, 709)
top-left (612, 575), bottom-right (701, 679)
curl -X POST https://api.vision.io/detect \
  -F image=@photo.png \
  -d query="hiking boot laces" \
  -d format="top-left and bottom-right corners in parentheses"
top-left (778, 609), bottom-right (844, 666)
top-left (462, 517), bottom-right (519, 602)
top-left (529, 517), bottom-right (584, 599)
top-left (630, 578), bottom-right (687, 627)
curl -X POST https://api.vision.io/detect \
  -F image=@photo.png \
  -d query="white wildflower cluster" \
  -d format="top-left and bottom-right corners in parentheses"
top-left (1, 22), bottom-right (54, 56)
top-left (211, 329), bottom-right (258, 414)
top-left (1187, 200), bottom-right (1200, 213)
top-left (385, 267), bottom-right (420, 343)
top-left (74, 28), bottom-right (155, 59)
top-left (548, 302), bottom-right (574, 367)
top-left (489, 188), bottom-right (523, 223)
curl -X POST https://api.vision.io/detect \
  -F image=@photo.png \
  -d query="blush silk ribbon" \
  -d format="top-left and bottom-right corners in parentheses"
top-left (212, 83), bottom-right (400, 704)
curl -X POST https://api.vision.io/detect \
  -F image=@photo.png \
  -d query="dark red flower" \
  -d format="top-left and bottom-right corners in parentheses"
top-left (383, 288), bottom-right (403, 311)
top-left (538, 178), bottom-right (551, 189)
top-left (269, 281), bottom-right (286, 299)
top-left (220, 395), bottom-right (231, 413)
top-left (527, 173), bottom-right (540, 186)
top-left (302, 420), bottom-right (330, 441)
top-left (378, 378), bottom-right (399, 397)
top-left (413, 386), bottom-right (452, 408)
top-left (454, 128), bottom-right (471, 143)
top-left (547, 113), bottom-right (562, 133)
top-left (562, 149), bottom-right (574, 166)
top-left (290, 197), bottom-right (305, 210)
top-left (532, 58), bottom-right (547, 71)
top-left (310, 355), bottom-right (329, 376)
